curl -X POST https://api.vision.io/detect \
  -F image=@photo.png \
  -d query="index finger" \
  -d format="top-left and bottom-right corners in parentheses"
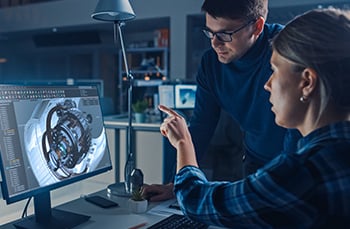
top-left (158, 104), bottom-right (180, 117)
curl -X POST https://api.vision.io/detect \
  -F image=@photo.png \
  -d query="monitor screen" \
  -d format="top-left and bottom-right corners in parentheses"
top-left (158, 84), bottom-right (197, 110)
top-left (0, 84), bottom-right (112, 228)
top-left (174, 84), bottom-right (197, 109)
top-left (158, 85), bottom-right (175, 108)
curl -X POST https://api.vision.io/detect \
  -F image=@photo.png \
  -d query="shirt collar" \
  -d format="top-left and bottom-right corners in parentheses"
top-left (297, 121), bottom-right (350, 154)
top-left (235, 28), bottom-right (266, 65)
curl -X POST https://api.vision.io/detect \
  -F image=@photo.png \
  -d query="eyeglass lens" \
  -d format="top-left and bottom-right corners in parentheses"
top-left (202, 30), bottom-right (231, 42)
top-left (202, 19), bottom-right (256, 42)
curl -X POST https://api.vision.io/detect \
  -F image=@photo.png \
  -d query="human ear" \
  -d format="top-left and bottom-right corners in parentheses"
top-left (253, 16), bottom-right (265, 36)
top-left (301, 68), bottom-right (318, 97)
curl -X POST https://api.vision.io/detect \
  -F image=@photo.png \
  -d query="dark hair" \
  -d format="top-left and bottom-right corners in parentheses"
top-left (201, 0), bottom-right (268, 21)
top-left (272, 8), bottom-right (350, 111)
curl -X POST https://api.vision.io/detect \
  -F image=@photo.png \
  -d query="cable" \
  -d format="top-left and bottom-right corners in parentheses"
top-left (21, 197), bottom-right (32, 218)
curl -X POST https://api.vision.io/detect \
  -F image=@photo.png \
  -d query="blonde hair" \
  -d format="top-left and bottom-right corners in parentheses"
top-left (272, 8), bottom-right (350, 120)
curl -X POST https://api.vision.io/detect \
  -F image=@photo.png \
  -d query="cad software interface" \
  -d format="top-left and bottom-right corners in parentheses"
top-left (0, 85), bottom-right (111, 200)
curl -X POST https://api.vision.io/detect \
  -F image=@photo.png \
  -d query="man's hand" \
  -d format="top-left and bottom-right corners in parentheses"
top-left (141, 183), bottom-right (175, 202)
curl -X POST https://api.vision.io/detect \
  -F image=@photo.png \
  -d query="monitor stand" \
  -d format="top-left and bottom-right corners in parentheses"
top-left (14, 209), bottom-right (90, 229)
top-left (13, 192), bottom-right (90, 229)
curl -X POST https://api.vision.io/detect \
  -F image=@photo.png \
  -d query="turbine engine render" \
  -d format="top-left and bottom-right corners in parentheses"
top-left (24, 98), bottom-right (106, 186)
top-left (43, 99), bottom-right (92, 179)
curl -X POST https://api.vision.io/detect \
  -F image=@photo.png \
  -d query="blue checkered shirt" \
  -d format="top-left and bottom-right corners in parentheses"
top-left (174, 121), bottom-right (350, 228)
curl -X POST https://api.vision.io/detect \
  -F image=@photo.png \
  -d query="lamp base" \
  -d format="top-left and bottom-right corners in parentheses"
top-left (107, 182), bottom-right (132, 197)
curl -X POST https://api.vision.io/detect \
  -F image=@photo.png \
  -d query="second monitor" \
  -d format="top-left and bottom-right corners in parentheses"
top-left (158, 84), bottom-right (197, 110)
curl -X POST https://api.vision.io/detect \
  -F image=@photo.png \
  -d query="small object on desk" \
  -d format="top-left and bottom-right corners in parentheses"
top-left (128, 198), bottom-right (148, 213)
top-left (84, 195), bottom-right (119, 208)
top-left (128, 222), bottom-right (148, 229)
top-left (130, 168), bottom-right (144, 193)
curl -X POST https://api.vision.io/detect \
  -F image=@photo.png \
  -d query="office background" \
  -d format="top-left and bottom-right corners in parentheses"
top-left (0, 0), bottom-right (348, 113)
top-left (0, 0), bottom-right (349, 225)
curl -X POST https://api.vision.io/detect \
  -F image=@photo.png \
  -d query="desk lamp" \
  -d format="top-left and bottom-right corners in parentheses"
top-left (92, 0), bottom-right (136, 196)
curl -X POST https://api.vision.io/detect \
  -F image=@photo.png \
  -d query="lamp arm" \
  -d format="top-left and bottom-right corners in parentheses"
top-left (115, 21), bottom-right (135, 193)
top-left (116, 22), bottom-right (132, 80)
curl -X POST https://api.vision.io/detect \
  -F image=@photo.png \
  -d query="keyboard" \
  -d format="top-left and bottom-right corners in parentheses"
top-left (147, 214), bottom-right (209, 229)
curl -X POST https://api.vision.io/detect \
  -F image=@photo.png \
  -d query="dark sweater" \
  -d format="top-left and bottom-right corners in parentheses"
top-left (189, 23), bottom-right (301, 164)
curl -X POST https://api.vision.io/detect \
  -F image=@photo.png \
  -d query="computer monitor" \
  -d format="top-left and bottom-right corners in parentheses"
top-left (158, 84), bottom-right (197, 109)
top-left (158, 85), bottom-right (175, 108)
top-left (174, 84), bottom-right (197, 109)
top-left (0, 84), bottom-right (112, 229)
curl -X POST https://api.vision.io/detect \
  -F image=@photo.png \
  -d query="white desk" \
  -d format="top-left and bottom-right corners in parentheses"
top-left (0, 189), bottom-right (225, 229)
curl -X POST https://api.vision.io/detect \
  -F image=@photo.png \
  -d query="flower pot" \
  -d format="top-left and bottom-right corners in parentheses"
top-left (134, 113), bottom-right (146, 123)
top-left (128, 198), bottom-right (148, 213)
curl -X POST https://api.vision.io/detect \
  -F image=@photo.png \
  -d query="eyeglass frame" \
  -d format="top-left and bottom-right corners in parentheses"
top-left (202, 19), bottom-right (257, 42)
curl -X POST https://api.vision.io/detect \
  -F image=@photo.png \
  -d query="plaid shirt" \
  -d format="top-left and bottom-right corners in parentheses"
top-left (174, 121), bottom-right (350, 228)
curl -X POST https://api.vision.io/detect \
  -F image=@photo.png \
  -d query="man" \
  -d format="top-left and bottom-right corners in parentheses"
top-left (142, 0), bottom-right (300, 201)
top-left (159, 8), bottom-right (350, 227)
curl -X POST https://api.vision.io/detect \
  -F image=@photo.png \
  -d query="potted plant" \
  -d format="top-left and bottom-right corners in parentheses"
top-left (128, 189), bottom-right (148, 213)
top-left (132, 99), bottom-right (148, 123)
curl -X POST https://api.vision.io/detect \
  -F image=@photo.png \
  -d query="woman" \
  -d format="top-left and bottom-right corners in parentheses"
top-left (158, 8), bottom-right (350, 228)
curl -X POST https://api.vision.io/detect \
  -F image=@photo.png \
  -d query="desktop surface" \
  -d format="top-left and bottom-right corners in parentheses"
top-left (103, 114), bottom-right (161, 130)
top-left (0, 189), bottom-right (226, 229)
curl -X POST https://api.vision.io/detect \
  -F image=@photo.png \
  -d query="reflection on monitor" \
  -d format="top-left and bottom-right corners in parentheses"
top-left (0, 85), bottom-right (112, 229)
top-left (174, 84), bottom-right (197, 109)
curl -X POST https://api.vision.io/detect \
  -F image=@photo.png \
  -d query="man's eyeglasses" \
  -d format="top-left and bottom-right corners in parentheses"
top-left (202, 19), bottom-right (256, 42)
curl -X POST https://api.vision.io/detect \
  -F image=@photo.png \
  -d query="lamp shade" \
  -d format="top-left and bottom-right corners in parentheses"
top-left (91, 0), bottom-right (136, 22)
